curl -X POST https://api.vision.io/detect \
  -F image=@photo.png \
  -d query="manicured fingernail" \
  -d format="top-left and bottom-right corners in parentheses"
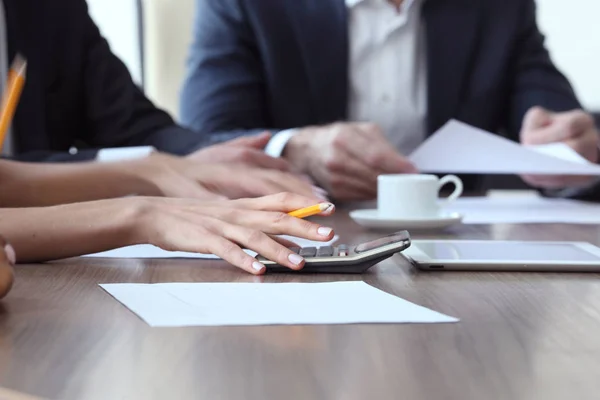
top-left (323, 203), bottom-right (335, 213)
top-left (318, 227), bottom-right (333, 237)
top-left (4, 244), bottom-right (15, 265)
top-left (288, 253), bottom-right (304, 266)
top-left (313, 186), bottom-right (328, 195)
top-left (252, 261), bottom-right (265, 272)
top-left (313, 190), bottom-right (329, 201)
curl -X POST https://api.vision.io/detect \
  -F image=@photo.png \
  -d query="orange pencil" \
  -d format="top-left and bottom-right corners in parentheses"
top-left (0, 54), bottom-right (27, 153)
top-left (288, 203), bottom-right (334, 219)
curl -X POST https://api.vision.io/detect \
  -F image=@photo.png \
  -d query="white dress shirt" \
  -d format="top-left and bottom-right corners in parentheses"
top-left (266, 0), bottom-right (427, 157)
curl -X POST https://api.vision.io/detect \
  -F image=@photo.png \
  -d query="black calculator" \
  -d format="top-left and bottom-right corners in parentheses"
top-left (257, 231), bottom-right (411, 273)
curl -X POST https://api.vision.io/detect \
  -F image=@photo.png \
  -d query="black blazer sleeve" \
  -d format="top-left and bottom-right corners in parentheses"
top-left (506, 0), bottom-right (581, 138)
top-left (10, 0), bottom-right (204, 162)
top-left (78, 5), bottom-right (204, 157)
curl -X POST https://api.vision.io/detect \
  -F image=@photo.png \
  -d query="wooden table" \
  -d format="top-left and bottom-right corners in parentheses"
top-left (2, 207), bottom-right (600, 400)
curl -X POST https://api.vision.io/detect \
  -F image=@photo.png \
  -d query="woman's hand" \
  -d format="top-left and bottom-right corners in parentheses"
top-left (0, 236), bottom-right (15, 299)
top-left (134, 193), bottom-right (335, 275)
top-left (128, 153), bottom-right (327, 201)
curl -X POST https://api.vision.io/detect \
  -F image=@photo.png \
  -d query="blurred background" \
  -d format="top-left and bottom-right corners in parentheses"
top-left (87, 0), bottom-right (600, 191)
top-left (87, 0), bottom-right (600, 123)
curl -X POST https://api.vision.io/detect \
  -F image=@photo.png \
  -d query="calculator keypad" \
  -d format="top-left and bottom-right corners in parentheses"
top-left (256, 244), bottom-right (353, 262)
top-left (299, 247), bottom-right (317, 257)
top-left (316, 246), bottom-right (334, 257)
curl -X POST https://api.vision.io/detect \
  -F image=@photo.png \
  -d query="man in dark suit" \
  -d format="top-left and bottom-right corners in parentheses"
top-left (180, 0), bottom-right (599, 200)
top-left (0, 0), bottom-right (326, 199)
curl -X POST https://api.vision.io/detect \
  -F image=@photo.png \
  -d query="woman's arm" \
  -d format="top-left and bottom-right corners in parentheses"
top-left (0, 198), bottom-right (142, 261)
top-left (0, 159), bottom-right (160, 207)
top-left (0, 155), bottom-right (322, 208)
top-left (0, 193), bottom-right (335, 275)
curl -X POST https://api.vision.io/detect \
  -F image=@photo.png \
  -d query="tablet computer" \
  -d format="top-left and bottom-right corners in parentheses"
top-left (403, 240), bottom-right (600, 272)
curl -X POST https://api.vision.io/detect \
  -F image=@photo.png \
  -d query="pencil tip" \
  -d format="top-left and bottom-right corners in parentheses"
top-left (12, 53), bottom-right (27, 75)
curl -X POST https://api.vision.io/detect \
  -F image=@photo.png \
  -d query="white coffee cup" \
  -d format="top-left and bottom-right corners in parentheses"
top-left (377, 174), bottom-right (463, 219)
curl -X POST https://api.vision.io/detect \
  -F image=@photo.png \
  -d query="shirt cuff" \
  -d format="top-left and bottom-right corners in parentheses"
top-left (264, 129), bottom-right (298, 157)
top-left (96, 146), bottom-right (156, 163)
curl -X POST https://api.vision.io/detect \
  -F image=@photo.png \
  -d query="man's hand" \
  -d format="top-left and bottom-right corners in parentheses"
top-left (189, 132), bottom-right (293, 172)
top-left (128, 153), bottom-right (326, 201)
top-left (283, 122), bottom-right (417, 200)
top-left (520, 107), bottom-right (600, 189)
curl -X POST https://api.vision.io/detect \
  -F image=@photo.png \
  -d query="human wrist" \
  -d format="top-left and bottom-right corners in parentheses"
top-left (283, 126), bottom-right (316, 173)
top-left (118, 197), bottom-right (161, 246)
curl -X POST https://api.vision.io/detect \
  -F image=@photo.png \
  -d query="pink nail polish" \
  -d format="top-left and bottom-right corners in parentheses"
top-left (4, 244), bottom-right (16, 265)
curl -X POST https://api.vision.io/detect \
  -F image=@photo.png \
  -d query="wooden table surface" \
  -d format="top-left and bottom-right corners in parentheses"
top-left (2, 205), bottom-right (600, 400)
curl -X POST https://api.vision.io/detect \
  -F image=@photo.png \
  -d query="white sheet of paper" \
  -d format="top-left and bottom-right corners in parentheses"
top-left (409, 120), bottom-right (600, 175)
top-left (100, 281), bottom-right (459, 327)
top-left (444, 196), bottom-right (600, 224)
top-left (84, 235), bottom-right (339, 259)
top-left (529, 143), bottom-right (591, 165)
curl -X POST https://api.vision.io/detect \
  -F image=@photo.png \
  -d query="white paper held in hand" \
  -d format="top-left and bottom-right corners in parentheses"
top-left (83, 235), bottom-right (339, 259)
top-left (99, 281), bottom-right (459, 327)
top-left (409, 120), bottom-right (600, 175)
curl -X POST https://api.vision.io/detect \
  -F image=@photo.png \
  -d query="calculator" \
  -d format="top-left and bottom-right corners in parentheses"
top-left (258, 231), bottom-right (411, 273)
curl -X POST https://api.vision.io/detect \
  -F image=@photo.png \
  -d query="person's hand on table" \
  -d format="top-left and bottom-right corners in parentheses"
top-left (520, 107), bottom-right (600, 189)
top-left (189, 131), bottom-right (294, 172)
top-left (131, 193), bottom-right (335, 275)
top-left (0, 236), bottom-right (15, 299)
top-left (283, 122), bottom-right (417, 201)
top-left (127, 152), bottom-right (327, 201)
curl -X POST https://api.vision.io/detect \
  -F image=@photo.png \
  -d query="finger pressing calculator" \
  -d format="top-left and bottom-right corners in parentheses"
top-left (257, 231), bottom-right (411, 273)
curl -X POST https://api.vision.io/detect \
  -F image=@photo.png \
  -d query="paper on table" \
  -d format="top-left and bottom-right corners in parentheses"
top-left (444, 196), bottom-right (600, 224)
top-left (409, 120), bottom-right (600, 175)
top-left (100, 281), bottom-right (459, 327)
top-left (84, 235), bottom-right (339, 259)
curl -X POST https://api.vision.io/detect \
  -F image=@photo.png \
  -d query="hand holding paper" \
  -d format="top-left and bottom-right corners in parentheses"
top-left (519, 107), bottom-right (600, 188)
top-left (409, 120), bottom-right (600, 177)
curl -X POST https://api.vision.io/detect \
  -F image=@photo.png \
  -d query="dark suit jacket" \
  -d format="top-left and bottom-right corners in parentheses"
top-left (180, 0), bottom-right (585, 193)
top-left (3, 0), bottom-right (203, 162)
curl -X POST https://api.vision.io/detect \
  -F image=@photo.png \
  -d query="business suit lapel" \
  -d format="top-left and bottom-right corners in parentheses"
top-left (285, 0), bottom-right (349, 123)
top-left (423, 0), bottom-right (482, 134)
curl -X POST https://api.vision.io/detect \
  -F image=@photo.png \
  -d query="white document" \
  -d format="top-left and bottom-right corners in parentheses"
top-left (409, 120), bottom-right (600, 175)
top-left (444, 196), bottom-right (600, 224)
top-left (100, 281), bottom-right (459, 327)
top-left (84, 235), bottom-right (339, 259)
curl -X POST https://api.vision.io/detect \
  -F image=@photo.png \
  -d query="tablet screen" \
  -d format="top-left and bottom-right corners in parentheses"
top-left (413, 242), bottom-right (600, 262)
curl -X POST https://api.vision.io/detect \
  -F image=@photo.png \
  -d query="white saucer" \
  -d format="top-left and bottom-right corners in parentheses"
top-left (349, 209), bottom-right (463, 231)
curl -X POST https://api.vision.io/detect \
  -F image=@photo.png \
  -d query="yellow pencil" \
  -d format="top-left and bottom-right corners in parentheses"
top-left (288, 203), bottom-right (334, 219)
top-left (0, 54), bottom-right (27, 153)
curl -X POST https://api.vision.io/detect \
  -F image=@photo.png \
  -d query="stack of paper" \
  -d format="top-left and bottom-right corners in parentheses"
top-left (444, 196), bottom-right (600, 224)
top-left (409, 120), bottom-right (600, 175)
top-left (100, 282), bottom-right (459, 327)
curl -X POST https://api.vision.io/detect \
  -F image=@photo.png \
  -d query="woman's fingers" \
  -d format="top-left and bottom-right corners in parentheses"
top-left (0, 235), bottom-right (15, 299)
top-left (232, 192), bottom-right (335, 214)
top-left (270, 236), bottom-right (300, 248)
top-left (218, 222), bottom-right (306, 271)
top-left (203, 232), bottom-right (267, 275)
top-left (264, 172), bottom-right (325, 200)
top-left (212, 207), bottom-right (334, 241)
top-left (0, 235), bottom-right (15, 265)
